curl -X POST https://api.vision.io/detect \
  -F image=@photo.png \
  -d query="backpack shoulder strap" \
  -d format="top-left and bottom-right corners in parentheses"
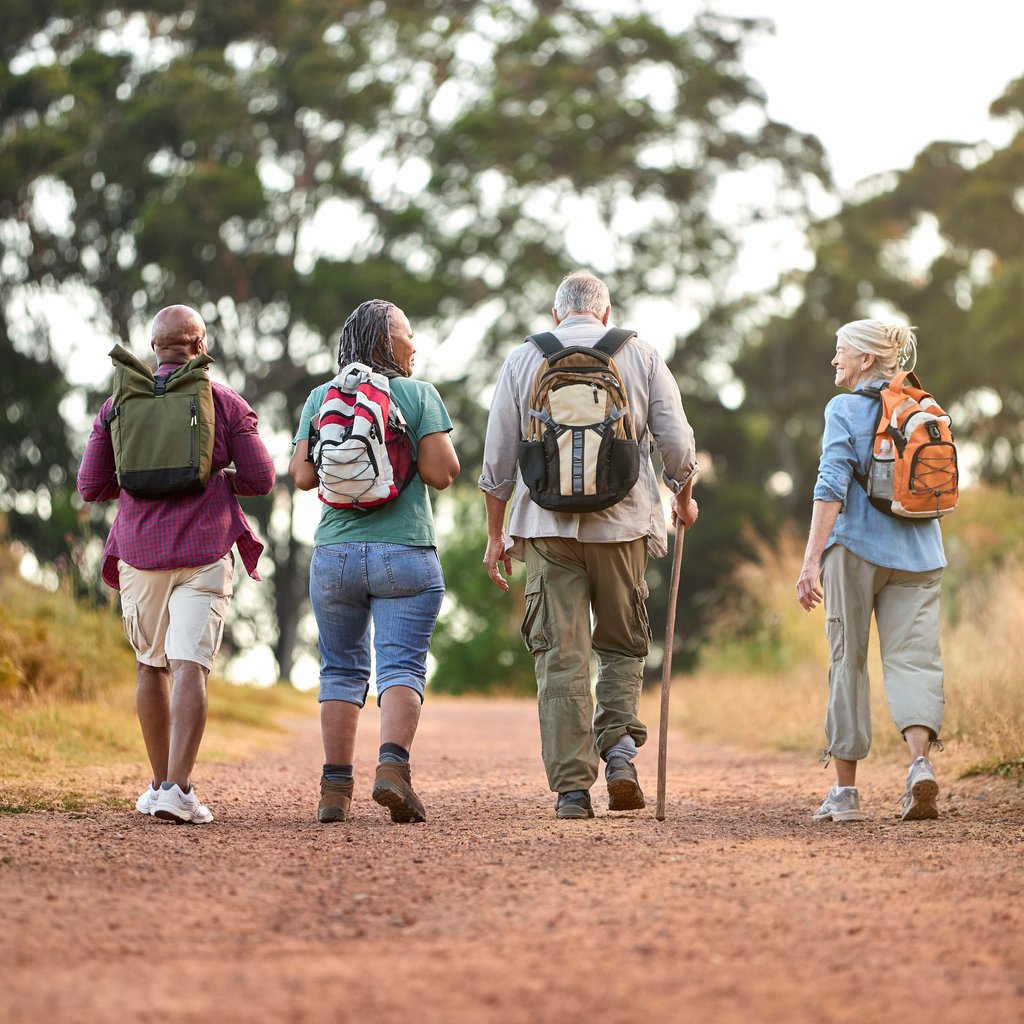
top-left (593, 328), bottom-right (636, 358)
top-left (850, 385), bottom-right (884, 400)
top-left (526, 332), bottom-right (563, 358)
top-left (848, 386), bottom-right (884, 491)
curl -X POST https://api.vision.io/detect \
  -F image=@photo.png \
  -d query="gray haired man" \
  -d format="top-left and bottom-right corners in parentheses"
top-left (480, 270), bottom-right (698, 819)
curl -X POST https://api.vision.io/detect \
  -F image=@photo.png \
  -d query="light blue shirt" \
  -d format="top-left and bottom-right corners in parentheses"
top-left (812, 380), bottom-right (946, 572)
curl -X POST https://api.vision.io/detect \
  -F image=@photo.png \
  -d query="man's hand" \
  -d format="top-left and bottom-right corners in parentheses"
top-left (796, 559), bottom-right (824, 612)
top-left (483, 535), bottom-right (513, 592)
top-left (671, 493), bottom-right (698, 530)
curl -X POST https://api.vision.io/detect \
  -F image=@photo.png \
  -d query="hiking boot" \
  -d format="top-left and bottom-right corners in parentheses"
top-left (605, 758), bottom-right (645, 811)
top-left (135, 783), bottom-right (159, 816)
top-left (901, 756), bottom-right (939, 821)
top-left (555, 790), bottom-right (595, 820)
top-left (372, 762), bottom-right (426, 823)
top-left (153, 783), bottom-right (214, 824)
top-left (812, 786), bottom-right (867, 823)
top-left (317, 778), bottom-right (354, 823)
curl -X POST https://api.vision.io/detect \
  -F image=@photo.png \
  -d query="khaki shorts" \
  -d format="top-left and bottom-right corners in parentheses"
top-left (118, 554), bottom-right (235, 670)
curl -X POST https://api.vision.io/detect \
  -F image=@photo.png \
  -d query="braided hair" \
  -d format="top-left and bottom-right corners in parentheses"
top-left (337, 298), bottom-right (408, 377)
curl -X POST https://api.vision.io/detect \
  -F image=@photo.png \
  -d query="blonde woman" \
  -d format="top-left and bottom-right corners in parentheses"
top-left (796, 320), bottom-right (946, 823)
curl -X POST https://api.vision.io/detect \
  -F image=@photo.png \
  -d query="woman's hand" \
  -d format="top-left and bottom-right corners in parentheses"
top-left (796, 559), bottom-right (824, 611)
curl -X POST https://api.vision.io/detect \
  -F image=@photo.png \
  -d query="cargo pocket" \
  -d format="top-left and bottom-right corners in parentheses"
top-left (206, 602), bottom-right (227, 662)
top-left (520, 576), bottom-right (551, 655)
top-left (826, 615), bottom-right (845, 664)
top-left (629, 579), bottom-right (653, 656)
top-left (120, 596), bottom-right (149, 659)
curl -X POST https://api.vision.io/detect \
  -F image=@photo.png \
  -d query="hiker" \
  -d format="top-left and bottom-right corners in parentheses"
top-left (77, 305), bottom-right (275, 824)
top-left (796, 319), bottom-right (947, 823)
top-left (289, 299), bottom-right (459, 825)
top-left (479, 270), bottom-right (698, 820)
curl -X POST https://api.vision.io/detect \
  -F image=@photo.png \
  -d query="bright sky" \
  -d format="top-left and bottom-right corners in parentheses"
top-left (659, 0), bottom-right (1024, 193)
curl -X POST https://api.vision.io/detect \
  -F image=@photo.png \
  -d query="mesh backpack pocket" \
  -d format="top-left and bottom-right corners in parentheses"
top-left (852, 371), bottom-right (959, 519)
top-left (309, 363), bottom-right (417, 511)
top-left (518, 329), bottom-right (640, 513)
top-left (104, 343), bottom-right (215, 499)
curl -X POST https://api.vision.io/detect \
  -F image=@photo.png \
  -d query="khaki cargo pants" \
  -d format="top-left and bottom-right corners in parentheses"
top-left (522, 537), bottom-right (652, 793)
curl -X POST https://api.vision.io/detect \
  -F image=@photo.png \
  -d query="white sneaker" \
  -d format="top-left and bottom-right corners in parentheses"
top-left (813, 786), bottom-right (868, 822)
top-left (153, 783), bottom-right (214, 824)
top-left (135, 784), bottom-right (159, 815)
top-left (901, 756), bottom-right (939, 821)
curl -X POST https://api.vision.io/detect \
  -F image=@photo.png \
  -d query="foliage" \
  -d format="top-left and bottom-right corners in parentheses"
top-left (0, 0), bottom-right (829, 684)
top-left (430, 485), bottom-right (536, 695)
top-left (710, 73), bottom-right (1024, 531)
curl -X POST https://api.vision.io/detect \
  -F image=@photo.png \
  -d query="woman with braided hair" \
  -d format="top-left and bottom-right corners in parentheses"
top-left (796, 319), bottom-right (947, 824)
top-left (289, 299), bottom-right (460, 824)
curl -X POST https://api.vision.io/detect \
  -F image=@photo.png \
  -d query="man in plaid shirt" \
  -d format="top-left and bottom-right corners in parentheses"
top-left (78, 305), bottom-right (275, 824)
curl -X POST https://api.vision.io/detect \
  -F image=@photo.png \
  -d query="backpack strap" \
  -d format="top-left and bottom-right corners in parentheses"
top-left (593, 328), bottom-right (636, 357)
top-left (526, 332), bottom-right (563, 358)
top-left (848, 386), bottom-right (885, 491)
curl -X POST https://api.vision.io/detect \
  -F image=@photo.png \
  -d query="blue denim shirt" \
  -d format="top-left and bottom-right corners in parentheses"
top-left (812, 380), bottom-right (946, 571)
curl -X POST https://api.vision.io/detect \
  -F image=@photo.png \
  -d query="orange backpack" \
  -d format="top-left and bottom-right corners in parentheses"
top-left (852, 372), bottom-right (959, 519)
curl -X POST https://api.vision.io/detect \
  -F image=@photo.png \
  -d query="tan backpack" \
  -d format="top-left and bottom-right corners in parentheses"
top-left (518, 329), bottom-right (640, 513)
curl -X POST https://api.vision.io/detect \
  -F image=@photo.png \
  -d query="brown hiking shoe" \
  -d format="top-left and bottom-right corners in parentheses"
top-left (317, 778), bottom-right (354, 823)
top-left (606, 759), bottom-right (645, 811)
top-left (372, 762), bottom-right (426, 823)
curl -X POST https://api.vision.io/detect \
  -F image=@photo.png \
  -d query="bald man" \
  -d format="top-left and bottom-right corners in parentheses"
top-left (78, 305), bottom-right (275, 824)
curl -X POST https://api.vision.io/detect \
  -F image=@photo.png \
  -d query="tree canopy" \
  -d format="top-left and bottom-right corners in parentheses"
top-left (1, 0), bottom-right (832, 684)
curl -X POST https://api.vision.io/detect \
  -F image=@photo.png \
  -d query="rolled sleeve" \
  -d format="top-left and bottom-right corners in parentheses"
top-left (813, 398), bottom-right (856, 503)
top-left (479, 359), bottom-right (522, 501)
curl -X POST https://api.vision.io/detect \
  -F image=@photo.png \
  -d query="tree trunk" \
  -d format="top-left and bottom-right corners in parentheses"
top-left (273, 487), bottom-right (308, 687)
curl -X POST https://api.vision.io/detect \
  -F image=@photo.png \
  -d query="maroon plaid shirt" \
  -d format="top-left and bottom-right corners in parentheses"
top-left (77, 364), bottom-right (276, 590)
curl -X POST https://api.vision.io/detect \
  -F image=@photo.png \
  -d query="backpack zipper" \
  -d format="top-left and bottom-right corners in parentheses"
top-left (189, 399), bottom-right (197, 466)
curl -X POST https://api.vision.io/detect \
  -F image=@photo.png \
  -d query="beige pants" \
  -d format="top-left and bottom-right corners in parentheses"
top-left (820, 545), bottom-right (944, 761)
top-left (522, 537), bottom-right (652, 793)
top-left (118, 554), bottom-right (234, 670)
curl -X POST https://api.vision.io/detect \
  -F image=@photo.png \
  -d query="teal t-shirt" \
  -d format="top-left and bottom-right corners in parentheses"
top-left (294, 376), bottom-right (453, 548)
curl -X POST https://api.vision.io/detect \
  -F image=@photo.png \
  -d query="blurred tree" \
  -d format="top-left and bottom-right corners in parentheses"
top-left (429, 487), bottom-right (536, 695)
top-left (696, 72), bottom-right (1024, 569)
top-left (0, 1), bottom-right (828, 684)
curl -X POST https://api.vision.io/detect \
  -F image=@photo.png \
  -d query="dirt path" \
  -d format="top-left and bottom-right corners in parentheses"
top-left (1, 698), bottom-right (1023, 1024)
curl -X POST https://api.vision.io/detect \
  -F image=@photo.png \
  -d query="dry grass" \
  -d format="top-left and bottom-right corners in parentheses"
top-left (0, 543), bottom-right (312, 812)
top-left (672, 486), bottom-right (1024, 778)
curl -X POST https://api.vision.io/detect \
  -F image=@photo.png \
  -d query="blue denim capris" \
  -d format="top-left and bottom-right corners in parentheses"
top-left (309, 543), bottom-right (445, 706)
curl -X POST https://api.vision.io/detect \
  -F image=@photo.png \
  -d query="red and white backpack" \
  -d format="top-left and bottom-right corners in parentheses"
top-left (308, 362), bottom-right (416, 511)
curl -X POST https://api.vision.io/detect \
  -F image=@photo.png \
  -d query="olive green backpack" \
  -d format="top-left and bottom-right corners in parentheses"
top-left (103, 343), bottom-right (216, 498)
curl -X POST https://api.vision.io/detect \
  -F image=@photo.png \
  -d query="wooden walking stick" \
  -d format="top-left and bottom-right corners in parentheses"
top-left (655, 524), bottom-right (686, 822)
